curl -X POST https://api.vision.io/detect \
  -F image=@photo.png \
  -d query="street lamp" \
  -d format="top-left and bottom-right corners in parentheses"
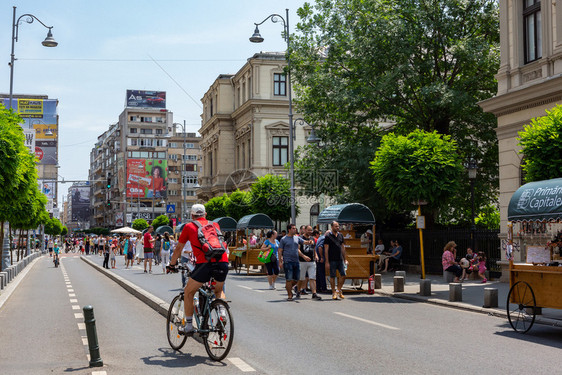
top-left (250, 9), bottom-right (320, 224)
top-left (173, 121), bottom-right (188, 222)
top-left (467, 158), bottom-right (478, 250)
top-left (8, 6), bottom-right (58, 110)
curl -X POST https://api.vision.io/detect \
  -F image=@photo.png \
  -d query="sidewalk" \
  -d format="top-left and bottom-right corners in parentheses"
top-left (370, 271), bottom-right (562, 327)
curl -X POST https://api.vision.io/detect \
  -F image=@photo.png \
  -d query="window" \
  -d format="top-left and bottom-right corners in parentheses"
top-left (168, 190), bottom-right (178, 196)
top-left (141, 116), bottom-right (152, 123)
top-left (156, 129), bottom-right (163, 135)
top-left (169, 142), bottom-right (177, 148)
top-left (185, 164), bottom-right (197, 172)
top-left (272, 136), bottom-right (288, 166)
top-left (210, 98), bottom-right (213, 117)
top-left (130, 128), bottom-right (137, 133)
top-left (155, 139), bottom-right (166, 147)
top-left (185, 143), bottom-right (195, 149)
top-left (168, 178), bottom-right (178, 184)
top-left (169, 154), bottom-right (178, 161)
top-left (524, 0), bottom-right (542, 64)
top-left (139, 139), bottom-right (153, 147)
top-left (183, 155), bottom-right (197, 161)
top-left (274, 73), bottom-right (287, 96)
top-left (140, 128), bottom-right (152, 135)
top-left (129, 139), bottom-right (137, 146)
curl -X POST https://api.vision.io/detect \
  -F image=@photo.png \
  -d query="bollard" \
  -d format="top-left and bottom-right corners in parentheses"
top-left (374, 274), bottom-right (382, 289)
top-left (83, 306), bottom-right (103, 367)
top-left (0, 272), bottom-right (5, 289)
top-left (443, 271), bottom-right (455, 283)
top-left (483, 288), bottom-right (498, 308)
top-left (395, 270), bottom-right (406, 278)
top-left (449, 283), bottom-right (462, 302)
top-left (420, 279), bottom-right (432, 296)
top-left (393, 276), bottom-right (405, 292)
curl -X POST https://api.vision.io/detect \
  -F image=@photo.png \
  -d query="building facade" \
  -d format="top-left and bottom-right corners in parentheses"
top-left (198, 52), bottom-right (318, 225)
top-left (480, 0), bottom-right (562, 265)
top-left (89, 93), bottom-right (201, 229)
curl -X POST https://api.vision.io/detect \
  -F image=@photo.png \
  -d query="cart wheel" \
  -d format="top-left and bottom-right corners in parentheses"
top-left (506, 281), bottom-right (536, 334)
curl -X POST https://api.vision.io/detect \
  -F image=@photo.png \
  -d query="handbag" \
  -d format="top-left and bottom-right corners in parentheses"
top-left (258, 249), bottom-right (273, 263)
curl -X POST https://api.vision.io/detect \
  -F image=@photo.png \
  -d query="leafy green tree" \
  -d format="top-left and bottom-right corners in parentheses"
top-left (224, 190), bottom-right (253, 220)
top-left (250, 174), bottom-right (295, 222)
top-left (61, 226), bottom-right (68, 236)
top-left (370, 130), bottom-right (464, 216)
top-left (132, 219), bottom-right (148, 231)
top-left (475, 204), bottom-right (500, 229)
top-left (151, 215), bottom-right (169, 230)
top-left (291, 0), bottom-right (500, 224)
top-left (204, 194), bottom-right (229, 221)
top-left (518, 104), bottom-right (562, 182)
top-left (44, 217), bottom-right (63, 236)
top-left (90, 227), bottom-right (110, 235)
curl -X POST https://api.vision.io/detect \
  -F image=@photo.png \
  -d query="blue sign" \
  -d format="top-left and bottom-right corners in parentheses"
top-left (166, 204), bottom-right (175, 213)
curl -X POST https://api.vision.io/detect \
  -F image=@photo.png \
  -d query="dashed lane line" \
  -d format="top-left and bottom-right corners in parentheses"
top-left (228, 357), bottom-right (256, 372)
top-left (334, 312), bottom-right (400, 331)
top-left (237, 285), bottom-right (265, 293)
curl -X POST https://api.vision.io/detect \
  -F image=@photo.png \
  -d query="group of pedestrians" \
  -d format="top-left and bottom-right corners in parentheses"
top-left (442, 241), bottom-right (488, 283)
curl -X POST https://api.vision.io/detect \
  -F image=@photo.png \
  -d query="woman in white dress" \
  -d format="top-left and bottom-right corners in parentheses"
top-left (135, 233), bottom-right (144, 264)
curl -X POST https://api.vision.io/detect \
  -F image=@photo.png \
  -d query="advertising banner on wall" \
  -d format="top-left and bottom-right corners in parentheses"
top-left (126, 90), bottom-right (166, 109)
top-left (39, 181), bottom-right (55, 200)
top-left (126, 159), bottom-right (167, 198)
top-left (70, 185), bottom-right (91, 222)
top-left (23, 129), bottom-right (35, 154)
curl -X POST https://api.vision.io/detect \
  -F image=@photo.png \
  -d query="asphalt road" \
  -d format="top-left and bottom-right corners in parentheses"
top-left (2, 254), bottom-right (562, 374)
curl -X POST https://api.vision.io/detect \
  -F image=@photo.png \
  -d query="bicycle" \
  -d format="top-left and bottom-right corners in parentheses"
top-left (166, 264), bottom-right (234, 361)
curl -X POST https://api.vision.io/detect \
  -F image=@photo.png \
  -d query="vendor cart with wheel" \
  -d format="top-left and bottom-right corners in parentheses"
top-left (505, 177), bottom-right (562, 333)
top-left (235, 213), bottom-right (275, 275)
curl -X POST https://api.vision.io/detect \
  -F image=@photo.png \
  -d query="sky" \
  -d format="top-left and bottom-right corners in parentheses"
top-left (1, 0), bottom-right (310, 204)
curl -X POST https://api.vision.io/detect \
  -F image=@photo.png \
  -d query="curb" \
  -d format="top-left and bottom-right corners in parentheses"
top-left (373, 289), bottom-right (562, 328)
top-left (0, 254), bottom-right (42, 310)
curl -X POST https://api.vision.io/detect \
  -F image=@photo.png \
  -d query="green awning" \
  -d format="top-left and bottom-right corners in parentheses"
top-left (236, 213), bottom-right (274, 230)
top-left (155, 225), bottom-right (173, 234)
top-left (213, 217), bottom-right (238, 231)
top-left (508, 178), bottom-right (562, 222)
top-left (174, 223), bottom-right (186, 234)
top-left (317, 203), bottom-right (375, 225)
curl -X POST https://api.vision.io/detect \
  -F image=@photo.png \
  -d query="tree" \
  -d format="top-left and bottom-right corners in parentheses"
top-left (61, 226), bottom-right (68, 236)
top-left (204, 194), bottom-right (229, 221)
top-left (518, 104), bottom-right (562, 182)
top-left (44, 217), bottom-right (63, 236)
top-left (132, 219), bottom-right (148, 231)
top-left (151, 215), bottom-right (169, 230)
top-left (290, 0), bottom-right (500, 224)
top-left (370, 130), bottom-right (464, 215)
top-left (250, 175), bottom-right (294, 222)
top-left (223, 190), bottom-right (253, 220)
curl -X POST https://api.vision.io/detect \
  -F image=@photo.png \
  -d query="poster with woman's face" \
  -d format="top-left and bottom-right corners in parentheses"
top-left (126, 159), bottom-right (167, 198)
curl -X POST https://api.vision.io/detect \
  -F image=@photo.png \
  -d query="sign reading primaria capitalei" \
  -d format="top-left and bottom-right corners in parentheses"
top-left (508, 178), bottom-right (562, 221)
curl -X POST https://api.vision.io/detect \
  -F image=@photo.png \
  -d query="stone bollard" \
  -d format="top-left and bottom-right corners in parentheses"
top-left (394, 276), bottom-right (405, 292)
top-left (374, 274), bottom-right (382, 289)
top-left (449, 283), bottom-right (462, 302)
top-left (83, 306), bottom-right (103, 367)
top-left (395, 270), bottom-right (406, 279)
top-left (443, 271), bottom-right (455, 283)
top-left (7, 267), bottom-right (13, 282)
top-left (483, 288), bottom-right (498, 308)
top-left (0, 272), bottom-right (5, 289)
top-left (420, 279), bottom-right (432, 296)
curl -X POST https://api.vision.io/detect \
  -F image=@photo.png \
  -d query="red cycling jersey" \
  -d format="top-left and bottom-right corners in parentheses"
top-left (178, 218), bottom-right (229, 264)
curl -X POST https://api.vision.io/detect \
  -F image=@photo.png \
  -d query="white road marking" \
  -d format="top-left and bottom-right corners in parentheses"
top-left (78, 323), bottom-right (86, 330)
top-left (70, 299), bottom-right (78, 303)
top-left (69, 293), bottom-right (76, 297)
top-left (82, 336), bottom-right (88, 345)
top-left (91, 371), bottom-right (106, 375)
top-left (74, 313), bottom-right (84, 319)
top-left (72, 305), bottom-right (80, 310)
top-left (334, 312), bottom-right (400, 331)
top-left (237, 285), bottom-right (265, 293)
top-left (68, 289), bottom-right (74, 292)
top-left (228, 357), bottom-right (256, 372)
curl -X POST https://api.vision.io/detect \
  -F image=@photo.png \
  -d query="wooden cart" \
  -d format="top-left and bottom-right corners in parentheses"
top-left (506, 177), bottom-right (562, 333)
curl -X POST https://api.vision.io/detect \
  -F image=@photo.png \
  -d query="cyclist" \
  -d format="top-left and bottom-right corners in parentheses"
top-left (169, 204), bottom-right (229, 335)
top-left (53, 240), bottom-right (60, 266)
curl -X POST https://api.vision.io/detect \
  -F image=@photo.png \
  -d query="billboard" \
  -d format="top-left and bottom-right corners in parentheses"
top-left (126, 90), bottom-right (166, 109)
top-left (70, 185), bottom-right (91, 222)
top-left (39, 181), bottom-right (55, 200)
top-left (126, 159), bottom-right (168, 198)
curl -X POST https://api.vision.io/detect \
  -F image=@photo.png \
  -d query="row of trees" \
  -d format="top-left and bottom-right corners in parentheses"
top-left (0, 105), bottom-right (65, 269)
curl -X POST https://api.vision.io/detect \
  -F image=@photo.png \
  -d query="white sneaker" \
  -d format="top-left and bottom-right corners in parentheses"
top-left (269, 284), bottom-right (275, 290)
top-left (178, 322), bottom-right (194, 335)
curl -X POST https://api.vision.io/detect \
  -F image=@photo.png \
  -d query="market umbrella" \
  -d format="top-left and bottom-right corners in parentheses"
top-left (155, 225), bottom-right (173, 235)
top-left (110, 226), bottom-right (142, 234)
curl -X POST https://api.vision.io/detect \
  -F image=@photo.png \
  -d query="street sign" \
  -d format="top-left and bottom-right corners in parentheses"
top-left (416, 215), bottom-right (425, 229)
top-left (166, 204), bottom-right (175, 213)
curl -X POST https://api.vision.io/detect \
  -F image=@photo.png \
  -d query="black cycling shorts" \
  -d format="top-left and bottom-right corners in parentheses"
top-left (191, 262), bottom-right (229, 283)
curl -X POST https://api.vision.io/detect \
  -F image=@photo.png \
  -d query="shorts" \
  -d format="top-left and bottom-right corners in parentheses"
top-left (127, 252), bottom-right (134, 260)
top-left (144, 252), bottom-right (153, 259)
top-left (265, 259), bottom-right (279, 276)
top-left (299, 262), bottom-right (316, 280)
top-left (283, 261), bottom-right (300, 281)
top-left (191, 262), bottom-right (229, 283)
top-left (329, 260), bottom-right (346, 278)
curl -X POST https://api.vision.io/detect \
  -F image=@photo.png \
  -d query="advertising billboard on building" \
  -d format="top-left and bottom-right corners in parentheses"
top-left (70, 185), bottom-right (91, 222)
top-left (126, 90), bottom-right (166, 109)
top-left (126, 159), bottom-right (167, 198)
top-left (39, 181), bottom-right (55, 200)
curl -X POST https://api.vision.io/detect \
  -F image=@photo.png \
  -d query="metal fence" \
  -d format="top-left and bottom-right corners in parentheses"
top-left (378, 228), bottom-right (501, 274)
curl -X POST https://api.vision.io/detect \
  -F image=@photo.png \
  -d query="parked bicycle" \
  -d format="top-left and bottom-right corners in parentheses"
top-left (166, 264), bottom-right (234, 361)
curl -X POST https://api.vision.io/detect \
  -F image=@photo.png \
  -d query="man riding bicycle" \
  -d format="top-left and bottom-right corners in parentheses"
top-left (169, 204), bottom-right (229, 335)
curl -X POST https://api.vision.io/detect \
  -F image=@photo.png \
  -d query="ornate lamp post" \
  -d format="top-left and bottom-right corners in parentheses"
top-left (467, 158), bottom-right (478, 250)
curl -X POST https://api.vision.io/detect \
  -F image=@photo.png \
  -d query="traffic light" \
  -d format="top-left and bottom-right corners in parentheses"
top-left (107, 199), bottom-right (111, 207)
top-left (107, 177), bottom-right (111, 189)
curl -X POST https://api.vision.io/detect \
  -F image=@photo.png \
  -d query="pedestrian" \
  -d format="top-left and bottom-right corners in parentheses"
top-left (124, 235), bottom-right (134, 269)
top-left (324, 221), bottom-right (347, 300)
top-left (94, 235), bottom-right (99, 255)
top-left (135, 233), bottom-right (144, 265)
top-left (102, 236), bottom-right (110, 269)
top-left (143, 226), bottom-right (156, 273)
top-left (442, 241), bottom-right (462, 283)
top-left (85, 236), bottom-right (90, 255)
top-left (476, 251), bottom-right (487, 283)
top-left (314, 229), bottom-right (328, 293)
top-left (154, 234), bottom-right (162, 265)
top-left (161, 232), bottom-right (172, 272)
top-left (298, 225), bottom-right (321, 300)
top-left (110, 239), bottom-right (117, 268)
top-left (381, 240), bottom-right (403, 272)
top-left (279, 223), bottom-right (305, 301)
top-left (261, 230), bottom-right (280, 290)
top-left (98, 236), bottom-right (105, 257)
top-left (48, 238), bottom-right (54, 257)
top-left (362, 230), bottom-right (373, 254)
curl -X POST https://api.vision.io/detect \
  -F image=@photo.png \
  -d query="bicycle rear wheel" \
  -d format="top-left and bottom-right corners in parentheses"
top-left (203, 299), bottom-right (234, 361)
top-left (167, 294), bottom-right (188, 350)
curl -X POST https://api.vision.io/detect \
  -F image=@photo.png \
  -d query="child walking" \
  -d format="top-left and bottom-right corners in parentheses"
top-left (476, 251), bottom-right (487, 283)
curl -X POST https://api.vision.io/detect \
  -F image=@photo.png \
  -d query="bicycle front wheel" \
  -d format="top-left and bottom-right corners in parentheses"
top-left (167, 294), bottom-right (188, 350)
top-left (203, 299), bottom-right (234, 361)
